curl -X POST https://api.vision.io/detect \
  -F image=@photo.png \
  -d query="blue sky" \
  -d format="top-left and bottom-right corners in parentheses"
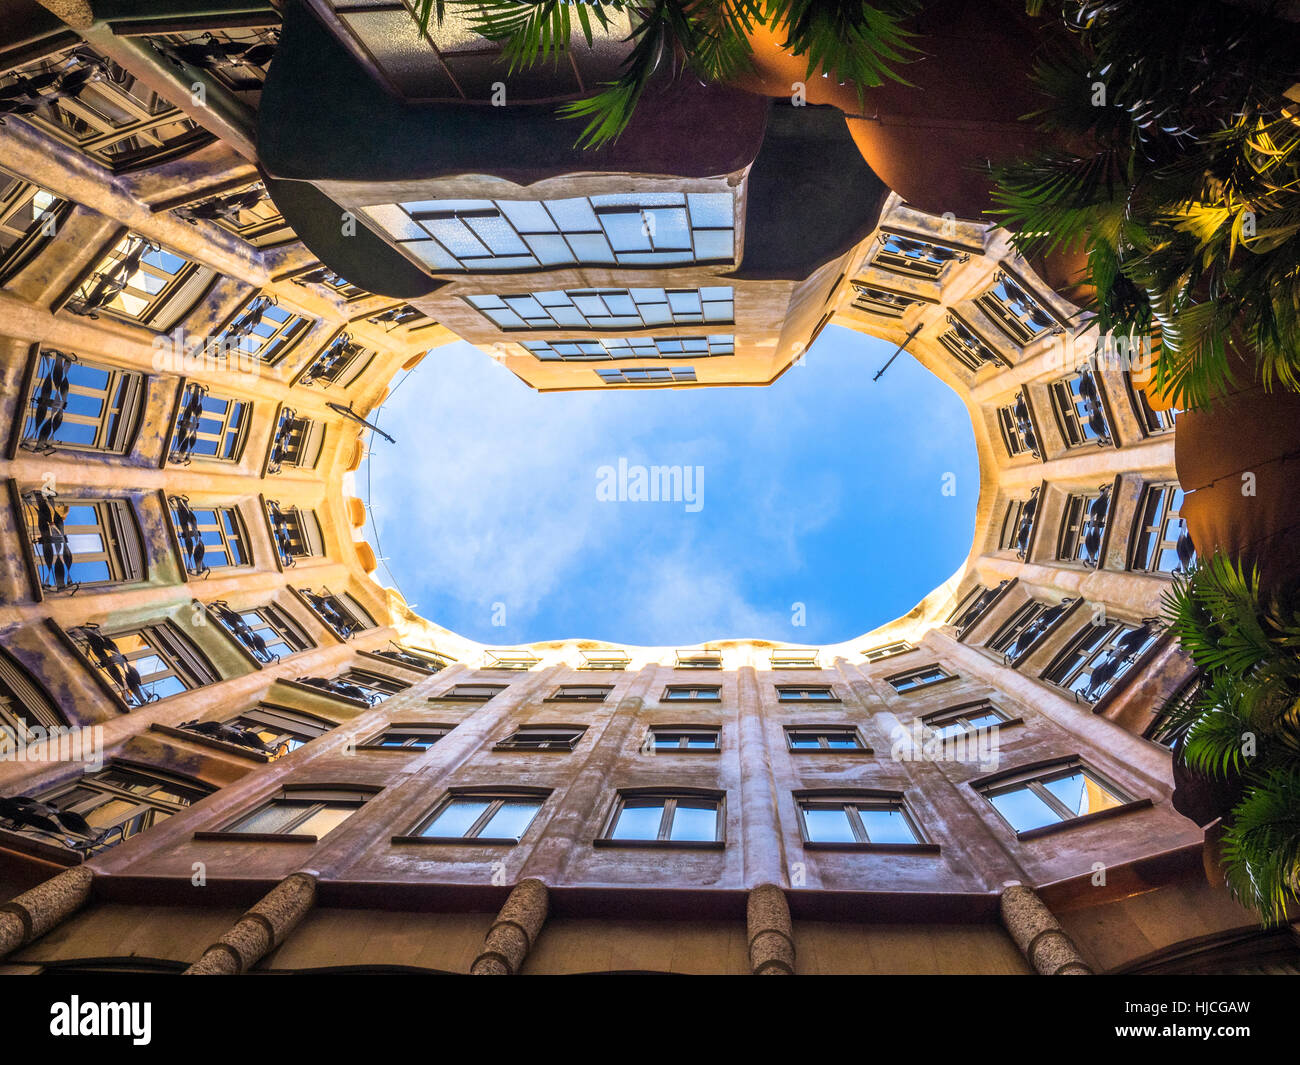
top-left (362, 325), bottom-right (977, 646)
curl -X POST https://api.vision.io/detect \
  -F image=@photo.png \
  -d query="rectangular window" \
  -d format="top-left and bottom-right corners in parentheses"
top-left (494, 726), bottom-right (586, 751)
top-left (367, 193), bottom-right (735, 272)
top-left (70, 235), bottom-right (205, 326)
top-left (218, 295), bottom-right (312, 365)
top-left (547, 685), bottom-right (612, 702)
top-left (524, 335), bottom-right (733, 361)
top-left (663, 685), bottom-right (720, 701)
top-left (923, 702), bottom-right (1010, 740)
top-left (170, 384), bottom-right (248, 464)
top-left (267, 409), bottom-right (323, 473)
top-left (298, 588), bottom-right (373, 638)
top-left (579, 649), bottom-right (630, 670)
top-left (785, 727), bottom-right (866, 750)
top-left (987, 600), bottom-right (1072, 664)
top-left (675, 649), bottom-right (722, 669)
top-left (172, 179), bottom-right (291, 247)
top-left (648, 726), bottom-right (720, 751)
top-left (869, 231), bottom-right (968, 280)
top-left (998, 498), bottom-right (1026, 551)
top-left (483, 650), bottom-right (540, 670)
top-left (361, 724), bottom-right (452, 750)
top-left (266, 502), bottom-right (322, 567)
top-left (1131, 483), bottom-right (1194, 574)
top-left (973, 271), bottom-right (1059, 345)
top-left (595, 366), bottom-right (696, 385)
top-left (1043, 620), bottom-right (1160, 704)
top-left (850, 282), bottom-right (925, 318)
top-left (436, 683), bottom-right (507, 701)
top-left (1050, 370), bottom-right (1112, 447)
top-left (1057, 487), bottom-right (1111, 566)
top-left (210, 603), bottom-right (311, 664)
top-left (70, 621), bottom-right (214, 706)
top-left (797, 794), bottom-right (924, 846)
top-left (467, 287), bottom-right (734, 330)
top-left (938, 313), bottom-right (1000, 371)
top-left (21, 492), bottom-right (142, 592)
top-left (222, 788), bottom-right (371, 839)
top-left (414, 792), bottom-right (546, 842)
top-left (888, 665), bottom-right (953, 693)
top-left (770, 649), bottom-right (820, 669)
top-left (333, 668), bottom-right (409, 703)
top-left (862, 641), bottom-right (912, 662)
top-left (980, 761), bottom-right (1133, 835)
top-left (0, 170), bottom-right (64, 280)
top-left (1127, 372), bottom-right (1177, 434)
top-left (220, 705), bottom-right (331, 755)
top-left (603, 792), bottom-right (723, 845)
top-left (23, 351), bottom-right (145, 455)
top-left (299, 333), bottom-right (370, 387)
top-left (19, 766), bottom-right (210, 853)
top-left (168, 498), bottom-right (250, 575)
top-left (776, 685), bottom-right (839, 702)
top-left (996, 392), bottom-right (1039, 458)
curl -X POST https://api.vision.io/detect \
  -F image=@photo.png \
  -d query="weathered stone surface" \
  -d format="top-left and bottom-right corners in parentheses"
top-left (0, 866), bottom-right (93, 960)
top-left (747, 883), bottom-right (795, 975)
top-left (1000, 884), bottom-right (1093, 975)
top-left (184, 873), bottom-right (316, 975)
top-left (471, 878), bottom-right (549, 975)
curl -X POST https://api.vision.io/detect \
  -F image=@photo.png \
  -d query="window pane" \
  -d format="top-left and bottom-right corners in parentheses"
top-left (480, 800), bottom-right (541, 840)
top-left (668, 801), bottom-right (718, 842)
top-left (423, 798), bottom-right (490, 838)
top-left (294, 803), bottom-right (356, 839)
top-left (859, 808), bottom-right (919, 845)
top-left (1043, 771), bottom-right (1123, 818)
top-left (610, 800), bottom-right (665, 840)
top-left (230, 801), bottom-right (308, 834)
top-left (803, 806), bottom-right (856, 843)
top-left (989, 787), bottom-right (1061, 833)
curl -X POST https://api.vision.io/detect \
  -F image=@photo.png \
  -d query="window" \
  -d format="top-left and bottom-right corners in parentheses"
top-left (937, 313), bottom-right (1000, 371)
top-left (360, 724), bottom-right (452, 750)
top-left (370, 645), bottom-right (452, 672)
top-left (266, 501), bottom-right (323, 567)
top-left (785, 727), bottom-right (866, 750)
top-left (998, 498), bottom-right (1027, 551)
top-left (220, 787), bottom-right (372, 840)
top-left (1043, 619), bottom-right (1160, 704)
top-left (148, 24), bottom-right (280, 98)
top-left (770, 649), bottom-right (819, 669)
top-left (850, 282), bottom-right (925, 318)
top-left (21, 492), bottom-right (142, 592)
top-left (1127, 372), bottom-right (1177, 434)
top-left (1058, 486), bottom-right (1111, 566)
top-left (219, 705), bottom-right (332, 755)
top-left (10, 766), bottom-right (210, 854)
top-left (298, 332), bottom-right (372, 388)
top-left (467, 287), bottom-right (734, 330)
top-left (209, 602), bottom-right (310, 664)
top-left (996, 391), bottom-right (1039, 458)
top-left (436, 683), bottom-right (507, 701)
top-left (169, 383), bottom-right (249, 464)
top-left (601, 791), bottom-right (723, 845)
top-left (331, 669), bottom-right (409, 703)
top-left (647, 726), bottom-right (720, 751)
top-left (483, 650), bottom-right (540, 670)
top-left (494, 726), bottom-right (586, 751)
top-left (979, 760), bottom-right (1134, 835)
top-left (365, 193), bottom-right (735, 272)
top-left (22, 350), bottom-right (145, 455)
top-left (987, 600), bottom-right (1073, 664)
top-left (69, 234), bottom-right (206, 327)
top-left (888, 665), bottom-right (953, 693)
top-left (0, 170), bottom-right (64, 281)
top-left (862, 641), bottom-right (912, 662)
top-left (547, 685), bottom-right (611, 702)
top-left (288, 262), bottom-right (368, 301)
top-left (217, 295), bottom-right (311, 364)
top-left (411, 791), bottom-right (547, 842)
top-left (777, 686), bottom-right (839, 702)
top-left (797, 794), bottom-right (925, 847)
top-left (869, 231), bottom-right (967, 280)
top-left (595, 366), bottom-right (696, 385)
top-left (298, 588), bottom-right (373, 639)
top-left (267, 409), bottom-right (324, 473)
top-left (69, 621), bottom-right (215, 706)
top-left (675, 649), bottom-right (722, 669)
top-left (948, 582), bottom-right (1007, 635)
top-left (1131, 483), bottom-right (1195, 574)
top-left (168, 498), bottom-right (250, 575)
top-left (0, 43), bottom-right (210, 169)
top-left (0, 649), bottom-right (66, 744)
top-left (524, 335), bottom-right (733, 361)
top-left (579, 649), bottom-right (630, 670)
top-left (1050, 369), bottom-right (1112, 447)
top-left (924, 702), bottom-right (1011, 740)
top-left (663, 685), bottom-right (720, 701)
top-left (172, 180), bottom-right (292, 248)
top-left (973, 271), bottom-right (1059, 345)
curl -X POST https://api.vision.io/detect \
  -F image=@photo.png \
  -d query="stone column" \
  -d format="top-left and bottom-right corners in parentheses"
top-left (748, 883), bottom-right (796, 975)
top-left (184, 872), bottom-right (317, 975)
top-left (1000, 883), bottom-right (1093, 975)
top-left (0, 866), bottom-right (94, 960)
top-left (470, 878), bottom-right (549, 975)
top-left (33, 0), bottom-right (94, 28)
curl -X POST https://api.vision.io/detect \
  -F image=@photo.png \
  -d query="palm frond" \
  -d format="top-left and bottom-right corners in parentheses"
top-left (1221, 766), bottom-right (1300, 924)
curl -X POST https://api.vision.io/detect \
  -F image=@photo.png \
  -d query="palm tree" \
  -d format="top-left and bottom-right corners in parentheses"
top-left (1151, 551), bottom-right (1300, 922)
top-left (990, 1), bottom-right (1300, 410)
top-left (409, 0), bottom-right (918, 147)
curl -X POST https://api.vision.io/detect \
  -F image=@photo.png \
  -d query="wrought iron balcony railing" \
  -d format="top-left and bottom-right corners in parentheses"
top-left (1015, 486), bottom-right (1040, 560)
top-left (68, 234), bottom-right (157, 319)
top-left (0, 795), bottom-right (123, 855)
top-left (297, 675), bottom-right (380, 705)
top-left (1078, 368), bottom-right (1112, 446)
top-left (1013, 391), bottom-right (1040, 458)
top-left (300, 589), bottom-right (359, 639)
top-left (1003, 599), bottom-right (1074, 665)
top-left (1078, 619), bottom-right (1162, 703)
top-left (371, 643), bottom-right (450, 672)
top-left (267, 407), bottom-right (301, 475)
top-left (22, 348), bottom-right (75, 454)
top-left (953, 581), bottom-right (1010, 636)
top-left (299, 332), bottom-right (358, 386)
top-left (0, 46), bottom-right (110, 125)
top-left (176, 718), bottom-right (283, 758)
top-left (1079, 485), bottom-right (1112, 567)
top-left (209, 600), bottom-right (278, 664)
top-left (173, 184), bottom-right (265, 228)
top-left (23, 489), bottom-right (76, 592)
top-left (168, 494), bottom-right (209, 577)
top-left (265, 500), bottom-right (298, 568)
top-left (223, 293), bottom-right (275, 350)
top-left (169, 381), bottom-right (208, 465)
top-left (68, 623), bottom-right (152, 707)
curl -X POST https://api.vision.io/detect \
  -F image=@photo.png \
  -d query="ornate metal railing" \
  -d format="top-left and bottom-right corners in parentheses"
top-left (176, 718), bottom-right (283, 758)
top-left (299, 332), bottom-right (358, 386)
top-left (22, 489), bottom-right (76, 592)
top-left (1013, 390), bottom-right (1040, 458)
top-left (297, 675), bottom-right (379, 705)
top-left (68, 623), bottom-right (152, 707)
top-left (265, 500), bottom-right (298, 568)
top-left (300, 589), bottom-right (358, 639)
top-left (168, 494), bottom-right (209, 577)
top-left (953, 580), bottom-right (1010, 636)
top-left (209, 600), bottom-right (277, 664)
top-left (22, 348), bottom-right (75, 453)
top-left (68, 233), bottom-right (157, 319)
top-left (0, 46), bottom-right (110, 125)
top-left (1003, 599), bottom-right (1074, 665)
top-left (1015, 486), bottom-right (1040, 560)
top-left (1078, 619), bottom-right (1162, 703)
top-left (173, 184), bottom-right (264, 228)
top-left (169, 381), bottom-right (208, 465)
top-left (0, 795), bottom-right (123, 855)
top-left (1079, 485), bottom-right (1112, 567)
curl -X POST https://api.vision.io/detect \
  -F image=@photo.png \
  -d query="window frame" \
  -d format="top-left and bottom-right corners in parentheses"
top-left (493, 725), bottom-right (587, 751)
top-left (776, 685), bottom-right (841, 702)
top-left (887, 665), bottom-right (956, 693)
top-left (794, 791), bottom-right (934, 851)
top-left (975, 758), bottom-right (1144, 839)
top-left (784, 726), bottom-right (870, 752)
top-left (399, 788), bottom-right (550, 845)
top-left (205, 786), bottom-right (375, 842)
top-left (596, 788), bottom-right (726, 849)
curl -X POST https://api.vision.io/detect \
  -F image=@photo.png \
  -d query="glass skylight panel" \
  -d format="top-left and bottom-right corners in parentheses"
top-left (466, 287), bottom-right (733, 331)
top-left (524, 335), bottom-right (733, 361)
top-left (366, 193), bottom-right (735, 270)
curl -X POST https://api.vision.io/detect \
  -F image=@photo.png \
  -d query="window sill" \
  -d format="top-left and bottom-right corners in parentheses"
top-left (193, 831), bottom-right (319, 843)
top-left (354, 744), bottom-right (434, 752)
top-left (592, 838), bottom-right (725, 850)
top-left (891, 674), bottom-right (960, 695)
top-left (801, 841), bottom-right (941, 854)
top-left (491, 745), bottom-right (577, 753)
top-left (1014, 798), bottom-right (1154, 841)
top-left (391, 835), bottom-right (520, 846)
top-left (644, 748), bottom-right (721, 755)
top-left (151, 723), bottom-right (275, 762)
top-left (787, 747), bottom-right (874, 755)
